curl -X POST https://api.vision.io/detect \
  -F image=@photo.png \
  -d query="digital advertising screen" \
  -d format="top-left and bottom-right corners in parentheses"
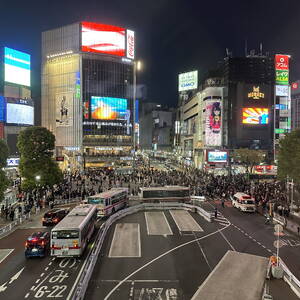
top-left (91, 96), bottom-right (127, 120)
top-left (0, 96), bottom-right (6, 122)
top-left (6, 99), bottom-right (34, 125)
top-left (81, 22), bottom-right (126, 56)
top-left (242, 108), bottom-right (269, 125)
top-left (205, 100), bottom-right (222, 146)
top-left (207, 151), bottom-right (228, 163)
top-left (4, 47), bottom-right (31, 87)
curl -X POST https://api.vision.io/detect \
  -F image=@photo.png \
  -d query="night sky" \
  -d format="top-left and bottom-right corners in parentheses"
top-left (1, 0), bottom-right (300, 115)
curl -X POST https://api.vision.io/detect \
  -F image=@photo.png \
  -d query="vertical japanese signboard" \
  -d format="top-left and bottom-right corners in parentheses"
top-left (275, 54), bottom-right (289, 86)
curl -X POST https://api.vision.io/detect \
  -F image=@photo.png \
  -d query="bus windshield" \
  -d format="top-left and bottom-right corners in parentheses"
top-left (52, 230), bottom-right (79, 239)
top-left (87, 197), bottom-right (105, 204)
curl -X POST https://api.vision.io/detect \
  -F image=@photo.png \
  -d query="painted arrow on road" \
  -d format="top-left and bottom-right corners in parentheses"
top-left (8, 267), bottom-right (25, 284)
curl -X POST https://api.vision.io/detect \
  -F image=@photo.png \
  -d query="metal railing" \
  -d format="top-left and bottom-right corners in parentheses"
top-left (279, 258), bottom-right (300, 298)
top-left (72, 202), bottom-right (212, 300)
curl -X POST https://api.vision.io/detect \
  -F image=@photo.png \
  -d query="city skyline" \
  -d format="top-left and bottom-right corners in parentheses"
top-left (1, 0), bottom-right (300, 111)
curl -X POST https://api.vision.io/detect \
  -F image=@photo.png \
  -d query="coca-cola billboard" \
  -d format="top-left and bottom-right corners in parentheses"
top-left (126, 30), bottom-right (135, 59)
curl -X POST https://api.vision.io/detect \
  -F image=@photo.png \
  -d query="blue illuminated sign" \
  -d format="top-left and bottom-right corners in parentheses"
top-left (4, 47), bottom-right (31, 87)
top-left (0, 97), bottom-right (6, 122)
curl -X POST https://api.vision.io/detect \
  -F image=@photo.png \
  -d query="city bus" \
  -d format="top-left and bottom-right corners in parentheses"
top-left (86, 188), bottom-right (128, 217)
top-left (232, 192), bottom-right (256, 212)
top-left (138, 186), bottom-right (190, 202)
top-left (50, 204), bottom-right (97, 257)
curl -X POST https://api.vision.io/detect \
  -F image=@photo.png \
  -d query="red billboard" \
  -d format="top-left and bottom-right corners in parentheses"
top-left (81, 22), bottom-right (125, 56)
top-left (275, 54), bottom-right (289, 70)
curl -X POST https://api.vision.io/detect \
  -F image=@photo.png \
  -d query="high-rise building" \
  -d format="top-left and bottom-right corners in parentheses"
top-left (0, 47), bottom-right (34, 155)
top-left (223, 55), bottom-right (275, 151)
top-left (41, 22), bottom-right (135, 169)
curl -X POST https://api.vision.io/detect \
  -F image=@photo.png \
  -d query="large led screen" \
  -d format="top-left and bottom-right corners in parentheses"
top-left (0, 96), bottom-right (6, 122)
top-left (91, 97), bottom-right (127, 120)
top-left (205, 100), bottom-right (222, 146)
top-left (207, 151), bottom-right (228, 163)
top-left (81, 22), bottom-right (125, 56)
top-left (178, 71), bottom-right (198, 91)
top-left (6, 103), bottom-right (34, 125)
top-left (4, 47), bottom-right (31, 87)
top-left (242, 108), bottom-right (269, 125)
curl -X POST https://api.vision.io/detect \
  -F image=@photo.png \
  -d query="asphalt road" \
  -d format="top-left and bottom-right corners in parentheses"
top-left (0, 202), bottom-right (103, 300)
top-left (85, 208), bottom-right (280, 300)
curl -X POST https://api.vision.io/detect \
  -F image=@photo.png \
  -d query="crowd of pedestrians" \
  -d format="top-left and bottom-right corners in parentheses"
top-left (0, 159), bottom-right (294, 222)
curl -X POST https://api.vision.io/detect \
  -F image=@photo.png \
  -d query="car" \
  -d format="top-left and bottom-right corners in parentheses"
top-left (25, 231), bottom-right (50, 258)
top-left (42, 208), bottom-right (69, 226)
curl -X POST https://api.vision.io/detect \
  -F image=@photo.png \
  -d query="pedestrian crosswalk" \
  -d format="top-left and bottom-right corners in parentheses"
top-left (214, 212), bottom-right (230, 227)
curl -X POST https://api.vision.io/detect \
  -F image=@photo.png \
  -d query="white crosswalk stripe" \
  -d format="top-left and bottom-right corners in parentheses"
top-left (214, 213), bottom-right (230, 226)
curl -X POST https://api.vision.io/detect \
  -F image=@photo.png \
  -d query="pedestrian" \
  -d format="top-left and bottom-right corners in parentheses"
top-left (9, 208), bottom-right (14, 221)
top-left (221, 199), bottom-right (225, 208)
top-left (214, 207), bottom-right (218, 218)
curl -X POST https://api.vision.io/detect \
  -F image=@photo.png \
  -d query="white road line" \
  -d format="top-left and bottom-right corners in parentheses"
top-left (104, 223), bottom-right (231, 300)
top-left (0, 249), bottom-right (14, 264)
top-left (253, 239), bottom-right (257, 242)
top-left (144, 212), bottom-right (150, 235)
top-left (30, 286), bottom-right (35, 291)
top-left (219, 230), bottom-right (236, 251)
top-left (24, 293), bottom-right (29, 298)
top-left (163, 212), bottom-right (173, 235)
top-left (48, 262), bottom-right (52, 266)
top-left (108, 224), bottom-right (119, 258)
top-left (100, 279), bottom-right (179, 283)
top-left (40, 273), bottom-right (44, 277)
top-left (35, 279), bottom-right (40, 284)
top-left (193, 232), bottom-right (212, 271)
top-left (138, 223), bottom-right (141, 258)
top-left (33, 271), bottom-right (53, 292)
top-left (45, 267), bottom-right (49, 271)
top-left (51, 258), bottom-right (55, 261)
top-left (66, 249), bottom-right (93, 300)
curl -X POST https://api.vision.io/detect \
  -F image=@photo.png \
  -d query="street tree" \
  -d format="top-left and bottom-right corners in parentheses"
top-left (0, 139), bottom-right (9, 202)
top-left (17, 126), bottom-right (63, 190)
top-left (278, 129), bottom-right (300, 183)
top-left (233, 148), bottom-right (265, 173)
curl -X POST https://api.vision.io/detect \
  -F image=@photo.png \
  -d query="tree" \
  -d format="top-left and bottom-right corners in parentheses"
top-left (0, 139), bottom-right (9, 202)
top-left (278, 129), bottom-right (300, 183)
top-left (17, 127), bottom-right (63, 190)
top-left (233, 148), bottom-right (265, 173)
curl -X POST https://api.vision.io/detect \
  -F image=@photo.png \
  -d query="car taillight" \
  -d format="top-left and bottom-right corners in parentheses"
top-left (53, 218), bottom-right (59, 223)
top-left (40, 241), bottom-right (45, 247)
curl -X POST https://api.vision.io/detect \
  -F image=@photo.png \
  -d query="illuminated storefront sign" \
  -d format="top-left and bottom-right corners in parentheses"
top-left (178, 71), bottom-right (198, 91)
top-left (207, 151), bottom-right (228, 163)
top-left (248, 86), bottom-right (265, 99)
top-left (292, 82), bottom-right (299, 90)
top-left (126, 30), bottom-right (135, 59)
top-left (275, 85), bottom-right (289, 96)
top-left (6, 158), bottom-right (20, 167)
top-left (276, 70), bottom-right (289, 85)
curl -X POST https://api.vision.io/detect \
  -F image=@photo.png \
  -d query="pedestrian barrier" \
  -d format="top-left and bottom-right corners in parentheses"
top-left (279, 258), bottom-right (300, 298)
top-left (72, 202), bottom-right (213, 300)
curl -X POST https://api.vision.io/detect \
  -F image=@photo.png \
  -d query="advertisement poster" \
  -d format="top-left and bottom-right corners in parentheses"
top-left (178, 71), bottom-right (198, 91)
top-left (90, 96), bottom-right (127, 120)
top-left (126, 30), bottom-right (135, 59)
top-left (81, 22), bottom-right (125, 57)
top-left (205, 100), bottom-right (222, 146)
top-left (6, 103), bottom-right (34, 125)
top-left (275, 54), bottom-right (289, 70)
top-left (207, 151), bottom-right (228, 163)
top-left (242, 108), bottom-right (269, 125)
top-left (56, 93), bottom-right (73, 127)
top-left (4, 47), bottom-right (31, 87)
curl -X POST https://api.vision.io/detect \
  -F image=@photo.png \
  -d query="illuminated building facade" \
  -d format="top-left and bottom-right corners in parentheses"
top-left (0, 47), bottom-right (33, 155)
top-left (41, 22), bottom-right (135, 168)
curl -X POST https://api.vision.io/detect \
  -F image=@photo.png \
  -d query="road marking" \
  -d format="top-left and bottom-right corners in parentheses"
top-left (30, 286), bottom-right (35, 291)
top-left (24, 293), bottom-right (29, 298)
top-left (0, 249), bottom-right (14, 264)
top-left (48, 262), bottom-right (52, 266)
top-left (40, 273), bottom-right (44, 277)
top-left (170, 210), bottom-right (203, 232)
top-left (45, 267), bottom-right (49, 271)
top-left (108, 223), bottom-right (141, 258)
top-left (33, 271), bottom-right (53, 292)
top-left (144, 212), bottom-right (173, 235)
top-left (193, 232), bottom-right (212, 271)
top-left (9, 267), bottom-right (24, 284)
top-left (104, 223), bottom-right (231, 299)
top-left (35, 279), bottom-right (40, 284)
top-left (219, 230), bottom-right (236, 251)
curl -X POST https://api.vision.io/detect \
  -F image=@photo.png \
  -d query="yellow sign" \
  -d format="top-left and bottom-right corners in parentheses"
top-left (248, 86), bottom-right (264, 99)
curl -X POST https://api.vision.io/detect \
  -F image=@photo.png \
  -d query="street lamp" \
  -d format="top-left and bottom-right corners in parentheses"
top-left (133, 60), bottom-right (142, 172)
top-left (35, 175), bottom-right (41, 182)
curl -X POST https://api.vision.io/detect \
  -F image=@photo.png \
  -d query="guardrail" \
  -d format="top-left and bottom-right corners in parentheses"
top-left (72, 202), bottom-right (213, 300)
top-left (279, 258), bottom-right (300, 297)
